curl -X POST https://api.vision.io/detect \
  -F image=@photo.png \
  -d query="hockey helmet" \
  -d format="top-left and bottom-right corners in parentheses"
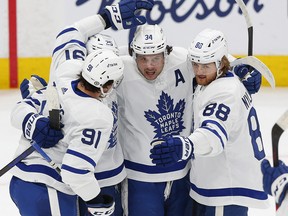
top-left (86, 34), bottom-right (119, 55)
top-left (188, 28), bottom-right (228, 75)
top-left (130, 24), bottom-right (167, 55)
top-left (82, 49), bottom-right (124, 95)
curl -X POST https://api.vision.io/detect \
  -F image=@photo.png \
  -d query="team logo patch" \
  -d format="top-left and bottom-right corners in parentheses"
top-left (61, 87), bottom-right (68, 95)
top-left (144, 91), bottom-right (186, 139)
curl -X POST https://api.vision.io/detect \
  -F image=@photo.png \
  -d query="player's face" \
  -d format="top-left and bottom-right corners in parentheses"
top-left (192, 62), bottom-right (217, 86)
top-left (136, 53), bottom-right (165, 80)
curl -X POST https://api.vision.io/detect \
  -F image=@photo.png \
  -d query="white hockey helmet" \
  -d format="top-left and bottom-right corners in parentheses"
top-left (188, 28), bottom-right (228, 76)
top-left (82, 49), bottom-right (124, 96)
top-left (130, 24), bottom-right (167, 55)
top-left (86, 34), bottom-right (119, 55)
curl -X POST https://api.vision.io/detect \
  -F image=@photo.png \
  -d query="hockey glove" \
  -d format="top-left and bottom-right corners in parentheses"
top-left (233, 64), bottom-right (262, 94)
top-left (103, 0), bottom-right (154, 30)
top-left (23, 113), bottom-right (64, 148)
top-left (150, 136), bottom-right (193, 167)
top-left (86, 194), bottom-right (115, 216)
top-left (261, 159), bottom-right (288, 205)
top-left (20, 75), bottom-right (48, 99)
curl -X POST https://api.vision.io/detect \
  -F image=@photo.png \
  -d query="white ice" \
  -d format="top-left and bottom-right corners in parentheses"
top-left (1, 87), bottom-right (288, 215)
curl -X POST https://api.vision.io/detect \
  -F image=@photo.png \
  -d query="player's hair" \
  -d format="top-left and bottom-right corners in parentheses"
top-left (78, 73), bottom-right (101, 93)
top-left (78, 73), bottom-right (114, 93)
top-left (219, 55), bottom-right (230, 77)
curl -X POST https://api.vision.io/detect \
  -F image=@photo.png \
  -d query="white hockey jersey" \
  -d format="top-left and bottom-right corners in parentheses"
top-left (10, 15), bottom-right (126, 201)
top-left (58, 78), bottom-right (116, 201)
top-left (188, 72), bottom-right (270, 208)
top-left (117, 47), bottom-right (194, 182)
top-left (51, 15), bottom-right (126, 189)
top-left (10, 90), bottom-right (74, 196)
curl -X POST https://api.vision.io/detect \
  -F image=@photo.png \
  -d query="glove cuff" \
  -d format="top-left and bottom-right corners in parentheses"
top-left (99, 11), bottom-right (111, 29)
top-left (178, 136), bottom-right (193, 160)
top-left (23, 113), bottom-right (42, 140)
top-left (272, 173), bottom-right (288, 204)
top-left (104, 4), bottom-right (123, 30)
top-left (87, 194), bottom-right (115, 216)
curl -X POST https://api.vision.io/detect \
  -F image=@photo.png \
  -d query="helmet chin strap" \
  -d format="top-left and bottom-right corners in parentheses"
top-left (99, 86), bottom-right (113, 98)
top-left (215, 60), bottom-right (223, 79)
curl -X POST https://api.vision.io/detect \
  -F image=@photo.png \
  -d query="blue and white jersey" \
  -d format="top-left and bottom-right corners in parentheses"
top-left (188, 72), bottom-right (270, 208)
top-left (117, 47), bottom-right (194, 182)
top-left (10, 14), bottom-right (126, 201)
top-left (51, 14), bottom-right (126, 189)
top-left (58, 79), bottom-right (114, 201)
top-left (10, 88), bottom-right (74, 196)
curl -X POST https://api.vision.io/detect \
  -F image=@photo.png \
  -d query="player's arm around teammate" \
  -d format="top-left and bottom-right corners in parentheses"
top-left (150, 28), bottom-right (269, 216)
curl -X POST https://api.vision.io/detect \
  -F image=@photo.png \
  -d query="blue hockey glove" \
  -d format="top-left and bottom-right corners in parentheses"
top-left (23, 113), bottom-right (64, 148)
top-left (103, 0), bottom-right (154, 30)
top-left (150, 136), bottom-right (193, 167)
top-left (233, 64), bottom-right (262, 94)
top-left (86, 194), bottom-right (115, 216)
top-left (261, 159), bottom-right (288, 205)
top-left (20, 75), bottom-right (48, 99)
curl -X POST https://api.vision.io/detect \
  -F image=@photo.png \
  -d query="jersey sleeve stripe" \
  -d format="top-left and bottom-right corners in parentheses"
top-left (201, 120), bottom-right (228, 140)
top-left (201, 126), bottom-right (225, 148)
top-left (61, 164), bottom-right (90, 174)
top-left (66, 149), bottom-right (96, 167)
top-left (52, 39), bottom-right (86, 56)
top-left (56, 27), bottom-right (78, 39)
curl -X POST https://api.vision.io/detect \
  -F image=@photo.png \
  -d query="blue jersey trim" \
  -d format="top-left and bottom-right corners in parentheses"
top-left (52, 39), bottom-right (85, 56)
top-left (16, 162), bottom-right (62, 181)
top-left (201, 120), bottom-right (228, 140)
top-left (201, 120), bottom-right (227, 148)
top-left (66, 149), bottom-right (96, 167)
top-left (61, 164), bottom-right (90, 174)
top-left (222, 71), bottom-right (234, 78)
top-left (124, 160), bottom-right (187, 174)
top-left (56, 27), bottom-right (78, 38)
top-left (190, 182), bottom-right (268, 200)
top-left (94, 163), bottom-right (125, 180)
top-left (25, 97), bottom-right (41, 107)
top-left (71, 80), bottom-right (92, 98)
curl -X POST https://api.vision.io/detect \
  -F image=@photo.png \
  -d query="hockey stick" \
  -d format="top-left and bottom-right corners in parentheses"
top-left (230, 56), bottom-right (275, 88)
top-left (233, 0), bottom-right (275, 88)
top-left (32, 85), bottom-right (61, 173)
top-left (271, 110), bottom-right (288, 210)
top-left (0, 85), bottom-right (61, 177)
top-left (234, 0), bottom-right (253, 56)
top-left (272, 110), bottom-right (288, 167)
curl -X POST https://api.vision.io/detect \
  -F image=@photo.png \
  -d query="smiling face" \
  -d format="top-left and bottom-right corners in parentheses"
top-left (135, 53), bottom-right (165, 80)
top-left (192, 62), bottom-right (217, 86)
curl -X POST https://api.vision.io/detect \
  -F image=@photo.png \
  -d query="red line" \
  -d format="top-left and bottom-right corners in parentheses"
top-left (8, 0), bottom-right (18, 88)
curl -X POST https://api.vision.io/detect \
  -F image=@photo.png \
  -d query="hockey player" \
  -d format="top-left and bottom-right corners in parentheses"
top-left (18, 23), bottom-right (261, 216)
top-left (116, 24), bottom-right (263, 216)
top-left (9, 1), bottom-right (153, 215)
top-left (261, 159), bottom-right (288, 216)
top-left (150, 28), bottom-right (270, 215)
top-left (10, 49), bottom-right (123, 216)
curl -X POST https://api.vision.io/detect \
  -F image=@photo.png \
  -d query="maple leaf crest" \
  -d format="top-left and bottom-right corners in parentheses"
top-left (144, 91), bottom-right (186, 139)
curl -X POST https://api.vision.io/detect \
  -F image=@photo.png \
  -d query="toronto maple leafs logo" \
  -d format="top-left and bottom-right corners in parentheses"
top-left (108, 101), bottom-right (118, 148)
top-left (144, 91), bottom-right (186, 139)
